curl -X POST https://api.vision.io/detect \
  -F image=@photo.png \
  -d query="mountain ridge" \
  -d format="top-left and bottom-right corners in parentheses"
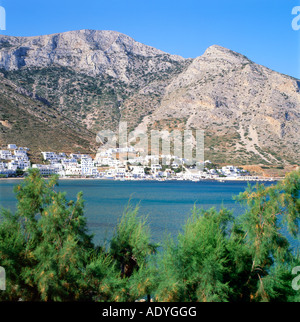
top-left (0, 30), bottom-right (299, 167)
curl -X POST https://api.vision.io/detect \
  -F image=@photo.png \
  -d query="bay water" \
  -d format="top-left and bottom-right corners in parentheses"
top-left (0, 179), bottom-right (277, 246)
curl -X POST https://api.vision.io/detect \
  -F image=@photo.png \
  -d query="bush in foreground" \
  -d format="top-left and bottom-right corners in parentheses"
top-left (0, 168), bottom-right (299, 302)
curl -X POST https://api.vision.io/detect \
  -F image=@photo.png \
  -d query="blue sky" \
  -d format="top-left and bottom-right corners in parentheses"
top-left (0, 0), bottom-right (299, 78)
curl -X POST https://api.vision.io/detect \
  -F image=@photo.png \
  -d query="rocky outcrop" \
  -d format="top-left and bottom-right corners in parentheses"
top-left (0, 30), bottom-right (185, 83)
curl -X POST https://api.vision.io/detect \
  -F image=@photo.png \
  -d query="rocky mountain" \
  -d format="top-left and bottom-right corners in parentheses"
top-left (0, 30), bottom-right (190, 132)
top-left (134, 45), bottom-right (300, 165)
top-left (0, 72), bottom-right (97, 163)
top-left (0, 30), bottom-right (299, 166)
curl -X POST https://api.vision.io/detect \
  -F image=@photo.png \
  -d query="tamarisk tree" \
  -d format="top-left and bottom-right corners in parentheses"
top-left (0, 169), bottom-right (103, 301)
top-left (154, 170), bottom-right (300, 302)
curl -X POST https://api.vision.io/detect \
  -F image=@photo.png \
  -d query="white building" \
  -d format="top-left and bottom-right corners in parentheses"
top-left (0, 150), bottom-right (13, 160)
top-left (221, 166), bottom-right (241, 177)
top-left (81, 156), bottom-right (94, 166)
top-left (171, 162), bottom-right (180, 169)
top-left (32, 164), bottom-right (60, 176)
top-left (65, 165), bottom-right (82, 176)
top-left (8, 160), bottom-right (30, 170)
top-left (109, 147), bottom-right (136, 154)
top-left (130, 166), bottom-right (145, 178)
top-left (97, 150), bottom-right (113, 158)
top-left (41, 152), bottom-right (59, 161)
top-left (0, 168), bottom-right (16, 176)
top-left (152, 170), bottom-right (164, 178)
top-left (61, 159), bottom-right (78, 167)
top-left (209, 169), bottom-right (218, 175)
top-left (70, 153), bottom-right (82, 160)
top-left (112, 167), bottom-right (127, 179)
top-left (81, 157), bottom-right (94, 175)
top-left (163, 169), bottom-right (174, 178)
top-left (14, 149), bottom-right (28, 156)
top-left (7, 162), bottom-right (18, 171)
top-left (145, 155), bottom-right (160, 165)
top-left (14, 150), bottom-right (29, 161)
top-left (151, 164), bottom-right (162, 172)
top-left (128, 156), bottom-right (148, 166)
top-left (18, 160), bottom-right (31, 170)
top-left (81, 166), bottom-right (99, 177)
top-left (8, 144), bottom-right (17, 150)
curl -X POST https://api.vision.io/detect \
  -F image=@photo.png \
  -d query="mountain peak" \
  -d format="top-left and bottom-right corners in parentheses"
top-left (202, 44), bottom-right (251, 63)
top-left (0, 29), bottom-right (185, 78)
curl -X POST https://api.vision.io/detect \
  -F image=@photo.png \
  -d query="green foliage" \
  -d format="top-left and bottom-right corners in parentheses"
top-left (0, 169), bottom-right (95, 301)
top-left (0, 169), bottom-right (159, 302)
top-left (109, 203), bottom-right (158, 301)
top-left (173, 165), bottom-right (184, 174)
top-left (0, 168), bottom-right (299, 302)
top-left (153, 169), bottom-right (300, 302)
top-left (154, 207), bottom-right (233, 302)
top-left (110, 203), bottom-right (157, 272)
top-left (231, 170), bottom-right (300, 301)
top-left (15, 169), bottom-right (25, 177)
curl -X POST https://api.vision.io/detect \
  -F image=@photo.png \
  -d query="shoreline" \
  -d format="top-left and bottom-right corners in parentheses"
top-left (0, 176), bottom-right (282, 182)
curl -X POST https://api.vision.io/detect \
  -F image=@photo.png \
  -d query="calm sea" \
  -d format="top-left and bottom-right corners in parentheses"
top-left (0, 179), bottom-right (280, 246)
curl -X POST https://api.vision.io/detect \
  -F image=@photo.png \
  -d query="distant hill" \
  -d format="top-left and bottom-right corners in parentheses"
top-left (0, 30), bottom-right (299, 166)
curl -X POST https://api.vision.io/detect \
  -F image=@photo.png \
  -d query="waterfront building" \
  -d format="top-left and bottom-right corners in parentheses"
top-left (65, 165), bottom-right (82, 176)
top-left (32, 164), bottom-right (61, 176)
top-left (130, 166), bottom-right (145, 178)
top-left (7, 144), bottom-right (17, 150)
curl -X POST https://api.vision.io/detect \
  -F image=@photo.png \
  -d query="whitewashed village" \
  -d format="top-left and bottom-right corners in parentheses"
top-left (0, 144), bottom-right (274, 181)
